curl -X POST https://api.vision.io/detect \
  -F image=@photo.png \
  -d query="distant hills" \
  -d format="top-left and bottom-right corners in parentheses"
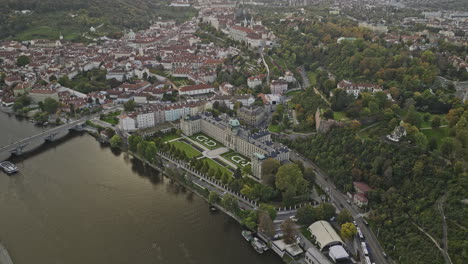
top-left (0, 0), bottom-right (197, 41)
top-left (402, 0), bottom-right (468, 12)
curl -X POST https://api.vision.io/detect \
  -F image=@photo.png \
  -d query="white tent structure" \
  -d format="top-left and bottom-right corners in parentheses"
top-left (307, 221), bottom-right (344, 251)
top-left (328, 245), bottom-right (349, 261)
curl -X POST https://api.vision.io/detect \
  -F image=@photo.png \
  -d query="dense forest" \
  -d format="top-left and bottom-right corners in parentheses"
top-left (258, 12), bottom-right (468, 263)
top-left (284, 127), bottom-right (467, 264)
top-left (0, 0), bottom-right (197, 40)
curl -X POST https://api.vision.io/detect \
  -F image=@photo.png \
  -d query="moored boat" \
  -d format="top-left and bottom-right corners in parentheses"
top-left (0, 161), bottom-right (18, 175)
top-left (241, 230), bottom-right (253, 241)
top-left (251, 237), bottom-right (268, 254)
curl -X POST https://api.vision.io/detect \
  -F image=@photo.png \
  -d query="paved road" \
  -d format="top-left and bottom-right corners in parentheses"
top-left (289, 151), bottom-right (392, 264)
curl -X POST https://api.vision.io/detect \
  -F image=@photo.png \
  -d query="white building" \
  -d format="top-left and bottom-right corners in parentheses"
top-left (119, 114), bottom-right (137, 132)
top-left (179, 84), bottom-right (215, 96)
top-left (271, 80), bottom-right (288, 94)
top-left (247, 75), bottom-right (263, 89)
top-left (181, 113), bottom-right (289, 179)
top-left (136, 111), bottom-right (156, 129)
top-left (337, 80), bottom-right (383, 97)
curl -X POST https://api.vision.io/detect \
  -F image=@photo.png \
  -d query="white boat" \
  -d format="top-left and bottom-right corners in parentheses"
top-left (0, 242), bottom-right (14, 264)
top-left (241, 230), bottom-right (253, 241)
top-left (251, 237), bottom-right (268, 254)
top-left (0, 161), bottom-right (18, 175)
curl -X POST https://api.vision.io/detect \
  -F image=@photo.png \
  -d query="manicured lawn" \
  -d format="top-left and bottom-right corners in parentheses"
top-left (161, 133), bottom-right (180, 142)
top-left (189, 133), bottom-right (223, 150)
top-left (169, 141), bottom-right (202, 158)
top-left (221, 151), bottom-right (252, 174)
top-left (201, 158), bottom-right (233, 176)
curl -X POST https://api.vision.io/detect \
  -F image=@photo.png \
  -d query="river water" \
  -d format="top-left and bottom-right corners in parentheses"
top-left (0, 112), bottom-right (282, 264)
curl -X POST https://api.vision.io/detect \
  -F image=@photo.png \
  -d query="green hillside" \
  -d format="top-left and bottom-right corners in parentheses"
top-left (0, 0), bottom-right (197, 41)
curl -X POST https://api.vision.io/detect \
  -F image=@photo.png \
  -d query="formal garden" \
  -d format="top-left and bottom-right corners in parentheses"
top-left (221, 151), bottom-right (252, 174)
top-left (189, 133), bottom-right (223, 150)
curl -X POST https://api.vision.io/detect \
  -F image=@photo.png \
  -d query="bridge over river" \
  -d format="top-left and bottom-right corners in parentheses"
top-left (0, 117), bottom-right (91, 158)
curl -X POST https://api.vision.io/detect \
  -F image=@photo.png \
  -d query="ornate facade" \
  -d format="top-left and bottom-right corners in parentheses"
top-left (181, 113), bottom-right (289, 180)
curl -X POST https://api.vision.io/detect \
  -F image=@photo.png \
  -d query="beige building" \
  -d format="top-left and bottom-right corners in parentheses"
top-left (181, 113), bottom-right (289, 180)
top-left (237, 106), bottom-right (266, 128)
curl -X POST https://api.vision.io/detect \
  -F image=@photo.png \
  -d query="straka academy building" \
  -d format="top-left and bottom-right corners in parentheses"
top-left (181, 113), bottom-right (290, 180)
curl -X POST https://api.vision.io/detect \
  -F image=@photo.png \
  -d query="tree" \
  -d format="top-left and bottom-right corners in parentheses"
top-left (317, 203), bottom-right (336, 220)
top-left (42, 98), bottom-right (60, 114)
top-left (323, 109), bottom-right (334, 119)
top-left (144, 142), bottom-right (158, 163)
top-left (124, 100), bottom-right (136, 112)
top-left (259, 203), bottom-right (277, 220)
top-left (281, 218), bottom-right (297, 244)
top-left (234, 167), bottom-right (242, 179)
top-left (109, 135), bottom-right (122, 148)
top-left (261, 158), bottom-right (280, 187)
top-left (16, 55), bottom-right (30, 67)
top-left (431, 116), bottom-right (441, 128)
top-left (337, 209), bottom-right (353, 225)
top-left (275, 164), bottom-right (308, 205)
top-left (128, 135), bottom-right (143, 152)
top-left (258, 211), bottom-right (275, 238)
top-left (208, 191), bottom-right (220, 204)
top-left (296, 204), bottom-right (317, 226)
top-left (439, 137), bottom-right (459, 157)
top-left (303, 168), bottom-right (316, 184)
top-left (340, 222), bottom-right (357, 240)
top-left (222, 194), bottom-right (239, 213)
top-left (413, 132), bottom-right (428, 149)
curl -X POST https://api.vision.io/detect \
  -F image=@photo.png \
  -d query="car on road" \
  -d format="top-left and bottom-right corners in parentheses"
top-left (353, 220), bottom-right (357, 226)
top-left (382, 251), bottom-right (388, 258)
top-left (289, 216), bottom-right (298, 222)
top-left (346, 199), bottom-right (351, 204)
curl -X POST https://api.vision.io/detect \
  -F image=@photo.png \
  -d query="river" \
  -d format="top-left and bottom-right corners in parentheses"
top-left (0, 112), bottom-right (282, 264)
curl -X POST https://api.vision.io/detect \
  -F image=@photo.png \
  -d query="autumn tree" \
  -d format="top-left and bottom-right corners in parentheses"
top-left (281, 218), bottom-right (297, 244)
top-left (340, 222), bottom-right (357, 240)
top-left (258, 211), bottom-right (275, 238)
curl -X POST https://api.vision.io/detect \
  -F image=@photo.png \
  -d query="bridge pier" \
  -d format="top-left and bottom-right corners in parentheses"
top-left (72, 124), bottom-right (85, 131)
top-left (45, 133), bottom-right (58, 142)
top-left (11, 144), bottom-right (28, 155)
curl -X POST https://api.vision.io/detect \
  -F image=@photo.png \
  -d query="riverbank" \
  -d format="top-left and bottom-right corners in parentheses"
top-left (122, 147), bottom-right (245, 225)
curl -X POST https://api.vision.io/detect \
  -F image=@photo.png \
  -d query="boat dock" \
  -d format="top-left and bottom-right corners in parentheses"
top-left (0, 243), bottom-right (13, 264)
top-left (0, 161), bottom-right (18, 175)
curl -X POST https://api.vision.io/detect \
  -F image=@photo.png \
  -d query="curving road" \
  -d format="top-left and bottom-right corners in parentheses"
top-left (289, 150), bottom-right (393, 264)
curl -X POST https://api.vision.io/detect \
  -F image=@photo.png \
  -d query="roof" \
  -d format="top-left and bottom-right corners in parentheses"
top-left (354, 193), bottom-right (368, 203)
top-left (229, 119), bottom-right (240, 127)
top-left (353, 181), bottom-right (372, 193)
top-left (305, 247), bottom-right (333, 264)
top-left (328, 245), bottom-right (349, 260)
top-left (307, 221), bottom-right (344, 250)
top-left (179, 84), bottom-right (214, 92)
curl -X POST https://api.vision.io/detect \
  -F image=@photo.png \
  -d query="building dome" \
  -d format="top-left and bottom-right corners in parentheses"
top-left (229, 119), bottom-right (240, 127)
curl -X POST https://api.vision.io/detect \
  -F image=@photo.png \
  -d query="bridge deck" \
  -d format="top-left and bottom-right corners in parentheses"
top-left (0, 117), bottom-right (90, 154)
